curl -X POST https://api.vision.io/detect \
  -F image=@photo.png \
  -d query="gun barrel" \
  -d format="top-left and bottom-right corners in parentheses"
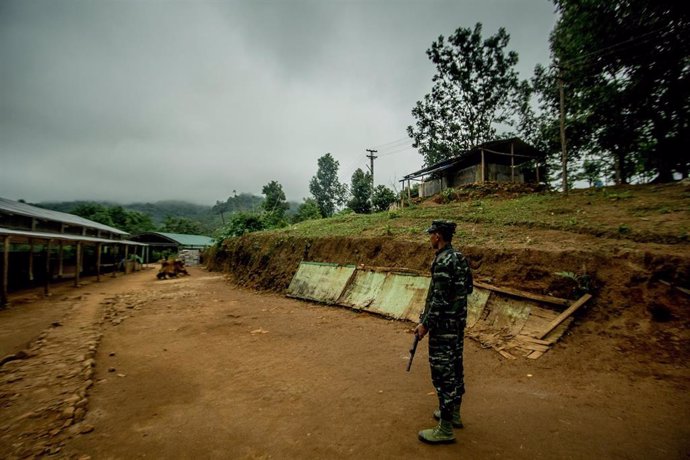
top-left (406, 334), bottom-right (420, 372)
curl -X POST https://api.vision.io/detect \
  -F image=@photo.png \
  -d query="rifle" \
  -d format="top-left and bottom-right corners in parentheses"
top-left (406, 333), bottom-right (420, 372)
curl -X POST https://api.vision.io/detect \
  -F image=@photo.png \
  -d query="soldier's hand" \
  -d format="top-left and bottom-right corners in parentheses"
top-left (415, 323), bottom-right (428, 340)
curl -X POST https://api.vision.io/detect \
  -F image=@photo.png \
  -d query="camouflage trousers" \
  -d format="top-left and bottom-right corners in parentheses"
top-left (428, 318), bottom-right (465, 421)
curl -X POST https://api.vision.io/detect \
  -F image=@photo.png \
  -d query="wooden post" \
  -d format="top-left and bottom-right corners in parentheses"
top-left (511, 142), bottom-right (515, 182)
top-left (74, 242), bottom-right (82, 287)
top-left (112, 245), bottom-right (118, 278)
top-left (28, 238), bottom-right (35, 282)
top-left (58, 242), bottom-right (64, 278)
top-left (536, 161), bottom-right (540, 183)
top-left (1, 236), bottom-right (9, 307)
top-left (44, 239), bottom-right (52, 296)
top-left (124, 244), bottom-right (129, 275)
top-left (480, 149), bottom-right (485, 183)
top-left (96, 243), bottom-right (102, 282)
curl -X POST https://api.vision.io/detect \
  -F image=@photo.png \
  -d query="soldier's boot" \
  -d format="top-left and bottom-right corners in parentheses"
top-left (418, 419), bottom-right (455, 444)
top-left (433, 406), bottom-right (463, 428)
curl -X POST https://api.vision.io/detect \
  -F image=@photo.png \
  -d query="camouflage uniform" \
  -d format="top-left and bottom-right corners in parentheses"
top-left (420, 241), bottom-right (473, 423)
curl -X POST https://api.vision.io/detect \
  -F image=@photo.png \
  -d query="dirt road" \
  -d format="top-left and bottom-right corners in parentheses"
top-left (1, 267), bottom-right (689, 459)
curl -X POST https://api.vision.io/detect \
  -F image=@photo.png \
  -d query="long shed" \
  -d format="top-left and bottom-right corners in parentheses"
top-left (0, 198), bottom-right (147, 306)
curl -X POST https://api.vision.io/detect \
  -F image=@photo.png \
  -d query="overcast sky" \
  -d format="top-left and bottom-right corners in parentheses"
top-left (0, 0), bottom-right (557, 205)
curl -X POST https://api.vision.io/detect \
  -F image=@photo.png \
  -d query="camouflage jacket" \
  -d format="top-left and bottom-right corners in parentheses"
top-left (420, 244), bottom-right (473, 328)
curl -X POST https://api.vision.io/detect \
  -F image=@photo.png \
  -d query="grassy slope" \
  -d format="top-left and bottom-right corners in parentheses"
top-left (267, 182), bottom-right (690, 249)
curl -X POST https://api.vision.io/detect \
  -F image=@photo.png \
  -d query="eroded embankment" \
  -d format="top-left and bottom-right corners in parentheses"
top-left (208, 233), bottom-right (690, 366)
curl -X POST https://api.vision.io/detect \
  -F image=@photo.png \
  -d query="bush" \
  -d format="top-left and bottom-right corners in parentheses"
top-left (214, 212), bottom-right (265, 244)
top-left (372, 185), bottom-right (397, 212)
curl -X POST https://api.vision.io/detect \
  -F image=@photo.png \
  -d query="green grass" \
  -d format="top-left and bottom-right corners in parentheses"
top-left (261, 184), bottom-right (689, 245)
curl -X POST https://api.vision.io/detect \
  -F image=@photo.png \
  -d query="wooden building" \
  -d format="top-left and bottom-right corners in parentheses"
top-left (401, 138), bottom-right (546, 198)
top-left (0, 197), bottom-right (147, 307)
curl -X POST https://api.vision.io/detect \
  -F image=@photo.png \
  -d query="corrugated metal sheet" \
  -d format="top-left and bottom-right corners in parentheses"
top-left (286, 262), bottom-right (356, 304)
top-left (154, 232), bottom-right (214, 247)
top-left (0, 197), bottom-right (128, 235)
top-left (337, 270), bottom-right (430, 320)
top-left (337, 269), bottom-right (387, 309)
top-left (287, 261), bottom-right (580, 359)
top-left (474, 295), bottom-right (532, 336)
top-left (368, 273), bottom-right (430, 321)
top-left (0, 227), bottom-right (146, 245)
top-left (467, 288), bottom-right (490, 328)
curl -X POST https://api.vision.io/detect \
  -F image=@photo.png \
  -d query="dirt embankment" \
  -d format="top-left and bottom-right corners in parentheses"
top-left (208, 233), bottom-right (690, 377)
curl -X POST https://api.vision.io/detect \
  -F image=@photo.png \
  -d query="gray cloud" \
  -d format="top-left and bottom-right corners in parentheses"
top-left (0, 0), bottom-right (556, 204)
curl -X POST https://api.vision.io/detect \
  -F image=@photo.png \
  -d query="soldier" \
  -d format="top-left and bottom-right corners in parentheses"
top-left (415, 219), bottom-right (473, 444)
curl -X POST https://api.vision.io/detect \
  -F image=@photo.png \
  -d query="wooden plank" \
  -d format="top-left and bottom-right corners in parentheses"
top-left (538, 293), bottom-right (592, 340)
top-left (474, 281), bottom-right (570, 307)
top-left (497, 349), bottom-right (517, 360)
top-left (527, 350), bottom-right (544, 360)
top-left (515, 335), bottom-right (552, 346)
top-left (517, 342), bottom-right (550, 352)
top-left (660, 280), bottom-right (690, 296)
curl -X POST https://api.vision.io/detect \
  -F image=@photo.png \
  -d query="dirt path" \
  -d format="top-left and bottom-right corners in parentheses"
top-left (1, 267), bottom-right (689, 459)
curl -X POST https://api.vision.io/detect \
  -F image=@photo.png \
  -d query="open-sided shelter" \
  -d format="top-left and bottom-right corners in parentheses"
top-left (0, 197), bottom-right (147, 306)
top-left (401, 137), bottom-right (547, 198)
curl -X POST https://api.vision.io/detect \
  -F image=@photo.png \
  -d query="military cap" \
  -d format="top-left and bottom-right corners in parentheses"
top-left (426, 219), bottom-right (457, 234)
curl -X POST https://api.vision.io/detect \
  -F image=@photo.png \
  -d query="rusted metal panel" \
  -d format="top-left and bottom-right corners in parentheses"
top-left (287, 261), bottom-right (579, 359)
top-left (479, 295), bottom-right (532, 336)
top-left (337, 269), bottom-right (387, 309)
top-left (286, 262), bottom-right (356, 304)
top-left (367, 272), bottom-right (430, 321)
top-left (336, 269), bottom-right (430, 320)
top-left (467, 287), bottom-right (491, 328)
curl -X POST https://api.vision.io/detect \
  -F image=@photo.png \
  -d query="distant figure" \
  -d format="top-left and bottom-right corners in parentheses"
top-left (415, 220), bottom-right (473, 444)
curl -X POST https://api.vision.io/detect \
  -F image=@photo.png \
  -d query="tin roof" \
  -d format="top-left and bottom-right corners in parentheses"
top-left (0, 197), bottom-right (128, 235)
top-left (0, 227), bottom-right (146, 245)
top-left (403, 137), bottom-right (545, 180)
top-left (131, 232), bottom-right (214, 248)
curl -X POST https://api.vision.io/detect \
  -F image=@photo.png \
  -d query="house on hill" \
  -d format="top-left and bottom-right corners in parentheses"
top-left (401, 137), bottom-right (547, 198)
top-left (0, 197), bottom-right (147, 306)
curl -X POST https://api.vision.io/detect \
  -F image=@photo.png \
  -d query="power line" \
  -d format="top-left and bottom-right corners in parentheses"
top-left (370, 136), bottom-right (411, 149)
top-left (557, 27), bottom-right (668, 69)
top-left (378, 145), bottom-right (416, 157)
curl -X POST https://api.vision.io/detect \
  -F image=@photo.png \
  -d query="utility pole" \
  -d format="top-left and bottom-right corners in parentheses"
top-left (366, 149), bottom-right (378, 205)
top-left (559, 71), bottom-right (568, 196)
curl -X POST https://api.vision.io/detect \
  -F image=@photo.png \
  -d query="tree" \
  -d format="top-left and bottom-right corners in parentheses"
top-left (372, 185), bottom-right (397, 212)
top-left (71, 203), bottom-right (155, 234)
top-left (71, 203), bottom-right (115, 227)
top-left (124, 210), bottom-right (156, 235)
top-left (160, 216), bottom-right (203, 234)
top-left (293, 198), bottom-right (322, 223)
top-left (261, 180), bottom-right (289, 228)
top-left (214, 211), bottom-right (265, 242)
top-left (550, 0), bottom-right (690, 183)
top-left (408, 23), bottom-right (528, 166)
top-left (309, 153), bottom-right (347, 217)
top-left (347, 168), bottom-right (372, 214)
